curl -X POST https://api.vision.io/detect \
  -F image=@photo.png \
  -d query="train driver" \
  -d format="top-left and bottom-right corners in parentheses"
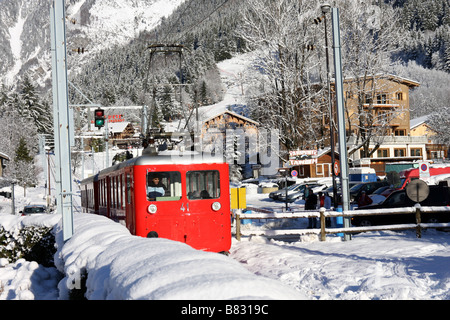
top-left (147, 175), bottom-right (167, 199)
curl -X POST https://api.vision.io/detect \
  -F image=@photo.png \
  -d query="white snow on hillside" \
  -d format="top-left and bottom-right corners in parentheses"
top-left (5, 6), bottom-right (25, 84)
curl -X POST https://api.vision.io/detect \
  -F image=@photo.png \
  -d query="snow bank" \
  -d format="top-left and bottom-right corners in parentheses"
top-left (54, 214), bottom-right (306, 300)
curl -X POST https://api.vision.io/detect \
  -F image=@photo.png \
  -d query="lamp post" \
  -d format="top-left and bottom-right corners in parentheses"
top-left (278, 167), bottom-right (289, 211)
top-left (319, 4), bottom-right (338, 208)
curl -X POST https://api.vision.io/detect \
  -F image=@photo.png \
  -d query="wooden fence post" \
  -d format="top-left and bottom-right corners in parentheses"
top-left (236, 210), bottom-right (241, 241)
top-left (415, 205), bottom-right (422, 238)
top-left (320, 207), bottom-right (326, 241)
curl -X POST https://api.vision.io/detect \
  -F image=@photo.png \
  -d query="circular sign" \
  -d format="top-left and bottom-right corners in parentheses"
top-left (420, 163), bottom-right (428, 171)
top-left (406, 179), bottom-right (429, 203)
top-left (333, 161), bottom-right (340, 176)
top-left (291, 170), bottom-right (298, 177)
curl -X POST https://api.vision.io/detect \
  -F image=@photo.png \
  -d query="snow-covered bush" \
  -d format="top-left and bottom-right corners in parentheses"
top-left (0, 226), bottom-right (56, 267)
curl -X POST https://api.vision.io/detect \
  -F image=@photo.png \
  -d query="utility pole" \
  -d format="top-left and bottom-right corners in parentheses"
top-left (50, 0), bottom-right (73, 241)
top-left (331, 8), bottom-right (351, 241)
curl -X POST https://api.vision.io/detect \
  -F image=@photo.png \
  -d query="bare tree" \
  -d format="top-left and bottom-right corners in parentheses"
top-left (338, 1), bottom-right (403, 157)
top-left (238, 0), bottom-right (327, 159)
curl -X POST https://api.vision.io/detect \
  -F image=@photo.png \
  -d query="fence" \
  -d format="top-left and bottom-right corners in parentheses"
top-left (234, 206), bottom-right (450, 241)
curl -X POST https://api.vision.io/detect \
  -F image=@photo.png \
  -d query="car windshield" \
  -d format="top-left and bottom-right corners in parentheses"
top-left (350, 183), bottom-right (364, 192)
top-left (288, 184), bottom-right (301, 191)
top-left (24, 207), bottom-right (46, 214)
top-left (372, 186), bottom-right (389, 195)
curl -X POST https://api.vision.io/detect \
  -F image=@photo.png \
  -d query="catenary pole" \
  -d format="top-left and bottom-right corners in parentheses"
top-left (331, 8), bottom-right (351, 240)
top-left (50, 0), bottom-right (74, 241)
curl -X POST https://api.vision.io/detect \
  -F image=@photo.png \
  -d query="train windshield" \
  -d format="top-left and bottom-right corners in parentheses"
top-left (147, 171), bottom-right (182, 201)
top-left (187, 170), bottom-right (220, 200)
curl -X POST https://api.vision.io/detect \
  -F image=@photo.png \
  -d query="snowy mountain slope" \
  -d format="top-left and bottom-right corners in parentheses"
top-left (0, 0), bottom-right (185, 88)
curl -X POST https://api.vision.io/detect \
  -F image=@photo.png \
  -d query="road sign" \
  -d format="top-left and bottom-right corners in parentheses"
top-left (419, 161), bottom-right (430, 180)
top-left (291, 170), bottom-right (298, 177)
top-left (333, 161), bottom-right (340, 176)
top-left (406, 179), bottom-right (429, 203)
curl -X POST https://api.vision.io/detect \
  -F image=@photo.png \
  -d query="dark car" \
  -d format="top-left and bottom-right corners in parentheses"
top-left (352, 185), bottom-right (450, 226)
top-left (269, 183), bottom-right (304, 201)
top-left (349, 180), bottom-right (389, 202)
top-left (20, 205), bottom-right (47, 216)
top-left (278, 183), bottom-right (326, 203)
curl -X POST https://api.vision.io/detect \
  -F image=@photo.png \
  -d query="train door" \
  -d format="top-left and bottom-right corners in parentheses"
top-left (185, 168), bottom-right (231, 252)
top-left (144, 169), bottom-right (185, 241)
top-left (125, 170), bottom-right (135, 234)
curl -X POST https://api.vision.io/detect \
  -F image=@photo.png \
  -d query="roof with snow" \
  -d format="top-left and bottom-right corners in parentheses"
top-left (0, 152), bottom-right (10, 161)
top-left (410, 115), bottom-right (430, 130)
top-left (332, 73), bottom-right (420, 88)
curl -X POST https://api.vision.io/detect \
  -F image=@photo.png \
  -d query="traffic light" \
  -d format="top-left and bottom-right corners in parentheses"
top-left (94, 108), bottom-right (105, 128)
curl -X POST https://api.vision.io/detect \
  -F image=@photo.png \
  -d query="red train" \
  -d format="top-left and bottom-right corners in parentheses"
top-left (80, 151), bottom-right (231, 253)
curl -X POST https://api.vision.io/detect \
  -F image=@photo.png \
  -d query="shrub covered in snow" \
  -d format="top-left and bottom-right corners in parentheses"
top-left (0, 225), bottom-right (55, 267)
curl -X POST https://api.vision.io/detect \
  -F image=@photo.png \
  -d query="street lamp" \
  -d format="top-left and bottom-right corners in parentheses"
top-left (278, 167), bottom-right (289, 211)
top-left (317, 3), bottom-right (338, 209)
top-left (321, 3), bottom-right (331, 13)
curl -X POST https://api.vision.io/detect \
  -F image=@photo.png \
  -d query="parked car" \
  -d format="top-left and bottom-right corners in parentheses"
top-left (349, 180), bottom-right (389, 202)
top-left (352, 185), bottom-right (450, 226)
top-left (269, 183), bottom-right (304, 201)
top-left (20, 204), bottom-right (48, 216)
top-left (368, 186), bottom-right (392, 204)
top-left (278, 183), bottom-right (326, 203)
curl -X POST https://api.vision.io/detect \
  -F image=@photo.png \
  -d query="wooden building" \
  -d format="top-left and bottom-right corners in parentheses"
top-left (289, 149), bottom-right (340, 179)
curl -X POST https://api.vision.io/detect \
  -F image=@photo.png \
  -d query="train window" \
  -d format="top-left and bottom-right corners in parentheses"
top-left (187, 170), bottom-right (220, 199)
top-left (147, 171), bottom-right (182, 201)
top-left (126, 174), bottom-right (132, 204)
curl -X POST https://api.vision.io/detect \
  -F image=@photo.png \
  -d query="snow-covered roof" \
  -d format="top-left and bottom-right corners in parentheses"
top-left (203, 109), bottom-right (259, 126)
top-left (83, 121), bottom-right (134, 136)
top-left (410, 115), bottom-right (430, 130)
top-left (0, 152), bottom-right (10, 161)
top-left (332, 73), bottom-right (420, 88)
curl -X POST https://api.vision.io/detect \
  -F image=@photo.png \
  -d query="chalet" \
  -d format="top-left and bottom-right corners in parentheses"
top-left (340, 74), bottom-right (428, 176)
top-left (83, 121), bottom-right (138, 150)
top-left (341, 74), bottom-right (420, 137)
top-left (289, 148), bottom-right (340, 179)
top-left (201, 110), bottom-right (259, 134)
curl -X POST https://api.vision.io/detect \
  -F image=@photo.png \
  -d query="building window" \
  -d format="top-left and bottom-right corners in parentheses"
top-left (396, 92), bottom-right (404, 101)
top-left (376, 93), bottom-right (387, 104)
top-left (377, 149), bottom-right (389, 157)
top-left (394, 149), bottom-right (406, 157)
top-left (316, 164), bottom-right (324, 176)
top-left (411, 148), bottom-right (422, 157)
top-left (394, 129), bottom-right (406, 136)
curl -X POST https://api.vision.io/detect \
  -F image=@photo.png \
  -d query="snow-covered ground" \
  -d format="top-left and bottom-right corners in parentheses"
top-left (0, 183), bottom-right (449, 300)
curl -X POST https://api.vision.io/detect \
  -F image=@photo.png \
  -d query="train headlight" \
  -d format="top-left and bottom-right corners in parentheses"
top-left (212, 202), bottom-right (221, 211)
top-left (148, 204), bottom-right (157, 214)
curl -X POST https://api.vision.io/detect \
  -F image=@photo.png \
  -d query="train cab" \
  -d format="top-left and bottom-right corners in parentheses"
top-left (81, 150), bottom-right (231, 253)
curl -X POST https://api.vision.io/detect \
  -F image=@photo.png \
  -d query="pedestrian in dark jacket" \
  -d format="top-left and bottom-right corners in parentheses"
top-left (305, 188), bottom-right (318, 228)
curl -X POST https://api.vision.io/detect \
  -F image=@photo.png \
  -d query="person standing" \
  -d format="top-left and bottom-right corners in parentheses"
top-left (305, 188), bottom-right (318, 228)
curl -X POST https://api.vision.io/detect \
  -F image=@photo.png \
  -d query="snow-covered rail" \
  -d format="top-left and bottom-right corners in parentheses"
top-left (235, 206), bottom-right (450, 241)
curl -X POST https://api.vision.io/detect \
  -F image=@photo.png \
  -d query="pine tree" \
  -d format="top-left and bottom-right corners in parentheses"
top-left (13, 137), bottom-right (37, 196)
top-left (15, 137), bottom-right (33, 163)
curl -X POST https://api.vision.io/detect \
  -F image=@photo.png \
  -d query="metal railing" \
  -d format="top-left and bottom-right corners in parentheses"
top-left (234, 206), bottom-right (450, 241)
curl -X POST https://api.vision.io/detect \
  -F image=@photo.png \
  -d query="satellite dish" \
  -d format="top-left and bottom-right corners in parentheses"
top-left (406, 179), bottom-right (429, 203)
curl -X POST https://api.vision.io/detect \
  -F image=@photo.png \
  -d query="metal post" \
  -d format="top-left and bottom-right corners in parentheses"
top-left (11, 182), bottom-right (15, 215)
top-left (51, 0), bottom-right (73, 241)
top-left (322, 6), bottom-right (338, 209)
top-left (331, 8), bottom-right (351, 240)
